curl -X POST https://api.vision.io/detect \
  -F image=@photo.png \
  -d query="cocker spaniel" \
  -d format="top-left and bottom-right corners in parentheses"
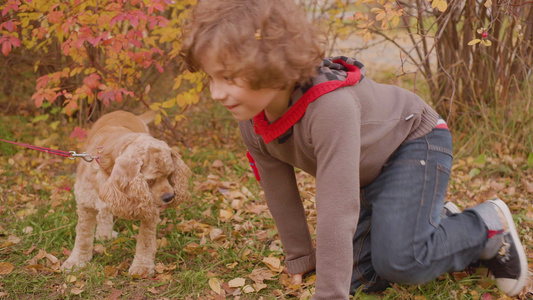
top-left (61, 110), bottom-right (191, 277)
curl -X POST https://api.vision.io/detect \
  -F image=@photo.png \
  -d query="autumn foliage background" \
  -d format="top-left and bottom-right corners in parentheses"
top-left (0, 0), bottom-right (532, 299)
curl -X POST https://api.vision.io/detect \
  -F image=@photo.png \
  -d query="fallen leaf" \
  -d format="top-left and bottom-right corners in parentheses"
top-left (0, 262), bottom-right (14, 275)
top-left (104, 265), bottom-right (118, 277)
top-left (242, 285), bottom-right (255, 293)
top-left (7, 235), bottom-right (21, 244)
top-left (228, 277), bottom-right (246, 288)
top-left (209, 277), bottom-right (222, 294)
top-left (212, 160), bottom-right (224, 168)
top-left (107, 289), bottom-right (122, 300)
top-left (522, 179), bottom-right (533, 193)
top-left (219, 209), bottom-right (233, 221)
top-left (262, 256), bottom-right (283, 273)
top-left (209, 228), bottom-right (224, 241)
top-left (93, 244), bottom-right (106, 255)
top-left (65, 275), bottom-right (77, 283)
top-left (253, 282), bottom-right (267, 292)
top-left (70, 288), bottom-right (84, 295)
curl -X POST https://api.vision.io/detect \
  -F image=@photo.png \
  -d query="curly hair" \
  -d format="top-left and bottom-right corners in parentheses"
top-left (180, 0), bottom-right (327, 89)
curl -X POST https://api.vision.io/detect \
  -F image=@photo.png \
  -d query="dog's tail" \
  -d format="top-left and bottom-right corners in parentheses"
top-left (138, 110), bottom-right (158, 125)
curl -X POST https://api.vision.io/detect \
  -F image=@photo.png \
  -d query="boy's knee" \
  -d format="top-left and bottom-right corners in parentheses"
top-left (372, 252), bottom-right (432, 285)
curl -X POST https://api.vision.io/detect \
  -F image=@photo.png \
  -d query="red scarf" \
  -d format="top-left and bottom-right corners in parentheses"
top-left (253, 60), bottom-right (362, 144)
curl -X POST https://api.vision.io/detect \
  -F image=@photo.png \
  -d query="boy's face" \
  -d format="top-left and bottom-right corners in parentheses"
top-left (201, 54), bottom-right (292, 122)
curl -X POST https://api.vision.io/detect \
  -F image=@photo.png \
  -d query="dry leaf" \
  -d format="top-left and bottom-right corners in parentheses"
top-left (70, 288), bottom-right (84, 295)
top-left (522, 179), bottom-right (533, 193)
top-left (65, 275), bottom-right (77, 283)
top-left (45, 253), bottom-right (59, 264)
top-left (107, 289), bottom-right (122, 300)
top-left (242, 285), bottom-right (255, 293)
top-left (253, 282), bottom-right (267, 292)
top-left (154, 263), bottom-right (166, 274)
top-left (262, 256), bottom-right (283, 273)
top-left (209, 228), bottom-right (224, 241)
top-left (209, 277), bottom-right (222, 294)
top-left (7, 235), bottom-right (21, 244)
top-left (228, 277), bottom-right (246, 288)
top-left (219, 209), bottom-right (233, 221)
top-left (104, 265), bottom-right (118, 277)
top-left (93, 244), bottom-right (106, 255)
top-left (0, 262), bottom-right (14, 275)
top-left (212, 160), bottom-right (224, 168)
top-left (147, 287), bottom-right (159, 294)
top-left (157, 237), bottom-right (168, 249)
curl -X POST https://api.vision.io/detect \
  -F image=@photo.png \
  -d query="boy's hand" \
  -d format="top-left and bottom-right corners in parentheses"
top-left (291, 273), bottom-right (303, 285)
top-left (283, 267), bottom-right (303, 285)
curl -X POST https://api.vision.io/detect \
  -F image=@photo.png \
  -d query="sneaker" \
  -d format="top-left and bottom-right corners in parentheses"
top-left (442, 201), bottom-right (461, 218)
top-left (481, 199), bottom-right (528, 296)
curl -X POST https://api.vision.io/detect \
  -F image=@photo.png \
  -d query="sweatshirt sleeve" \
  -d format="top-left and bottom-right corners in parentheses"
top-left (307, 89), bottom-right (362, 299)
top-left (239, 121), bottom-right (316, 275)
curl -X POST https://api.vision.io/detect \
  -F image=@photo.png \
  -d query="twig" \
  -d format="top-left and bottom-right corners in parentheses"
top-left (25, 223), bottom-right (75, 237)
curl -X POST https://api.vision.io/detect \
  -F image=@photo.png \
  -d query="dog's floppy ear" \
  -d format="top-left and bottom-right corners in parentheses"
top-left (99, 150), bottom-right (156, 220)
top-left (169, 150), bottom-right (191, 203)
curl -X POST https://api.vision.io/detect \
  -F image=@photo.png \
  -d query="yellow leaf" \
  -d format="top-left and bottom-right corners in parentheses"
top-left (154, 114), bottom-right (162, 126)
top-left (0, 262), bottom-right (14, 275)
top-left (484, 0), bottom-right (492, 8)
top-left (162, 99), bottom-right (176, 108)
top-left (363, 31), bottom-right (372, 43)
top-left (468, 39), bottom-right (481, 46)
top-left (481, 40), bottom-right (492, 46)
top-left (149, 103), bottom-right (161, 110)
top-left (381, 20), bottom-right (389, 30)
top-left (392, 15), bottom-right (400, 27)
top-left (173, 75), bottom-right (183, 90)
top-left (176, 94), bottom-right (186, 107)
top-left (208, 277), bottom-right (221, 294)
top-left (437, 0), bottom-right (448, 12)
top-left (65, 275), bottom-right (77, 283)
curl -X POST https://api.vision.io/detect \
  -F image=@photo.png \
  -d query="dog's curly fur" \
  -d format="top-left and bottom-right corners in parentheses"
top-left (61, 110), bottom-right (191, 277)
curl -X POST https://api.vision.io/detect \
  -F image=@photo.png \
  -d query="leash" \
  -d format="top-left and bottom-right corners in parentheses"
top-left (0, 138), bottom-right (98, 163)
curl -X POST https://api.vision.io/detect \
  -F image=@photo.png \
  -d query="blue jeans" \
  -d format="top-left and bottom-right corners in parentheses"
top-left (350, 128), bottom-right (488, 293)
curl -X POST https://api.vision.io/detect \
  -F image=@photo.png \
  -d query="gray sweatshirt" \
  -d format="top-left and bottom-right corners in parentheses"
top-left (239, 57), bottom-right (439, 299)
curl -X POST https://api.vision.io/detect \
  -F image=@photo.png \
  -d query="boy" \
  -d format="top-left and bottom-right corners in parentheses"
top-left (180, 0), bottom-right (528, 298)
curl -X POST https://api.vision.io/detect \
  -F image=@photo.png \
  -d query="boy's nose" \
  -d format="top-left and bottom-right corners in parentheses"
top-left (209, 81), bottom-right (226, 102)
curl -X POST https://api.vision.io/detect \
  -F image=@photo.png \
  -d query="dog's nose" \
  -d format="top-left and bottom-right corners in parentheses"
top-left (161, 193), bottom-right (175, 203)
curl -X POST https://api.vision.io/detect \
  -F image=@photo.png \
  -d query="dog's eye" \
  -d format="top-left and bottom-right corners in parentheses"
top-left (146, 179), bottom-right (156, 186)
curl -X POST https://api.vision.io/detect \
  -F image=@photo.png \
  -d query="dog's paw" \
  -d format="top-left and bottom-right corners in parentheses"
top-left (128, 263), bottom-right (155, 278)
top-left (61, 258), bottom-right (86, 273)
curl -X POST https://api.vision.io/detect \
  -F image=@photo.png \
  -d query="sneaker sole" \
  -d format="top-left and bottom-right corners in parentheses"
top-left (444, 201), bottom-right (461, 215)
top-left (488, 199), bottom-right (528, 296)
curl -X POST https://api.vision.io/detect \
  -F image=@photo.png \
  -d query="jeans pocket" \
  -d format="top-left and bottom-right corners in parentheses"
top-left (429, 162), bottom-right (451, 228)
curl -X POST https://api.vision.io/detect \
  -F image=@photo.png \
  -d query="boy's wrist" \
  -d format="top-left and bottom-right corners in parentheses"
top-left (285, 249), bottom-right (316, 274)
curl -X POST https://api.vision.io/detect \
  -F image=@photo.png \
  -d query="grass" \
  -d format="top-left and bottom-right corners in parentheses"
top-left (1, 93), bottom-right (532, 299)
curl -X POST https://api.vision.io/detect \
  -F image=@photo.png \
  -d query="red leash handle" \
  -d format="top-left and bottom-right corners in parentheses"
top-left (0, 138), bottom-right (71, 157)
top-left (0, 138), bottom-right (98, 163)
